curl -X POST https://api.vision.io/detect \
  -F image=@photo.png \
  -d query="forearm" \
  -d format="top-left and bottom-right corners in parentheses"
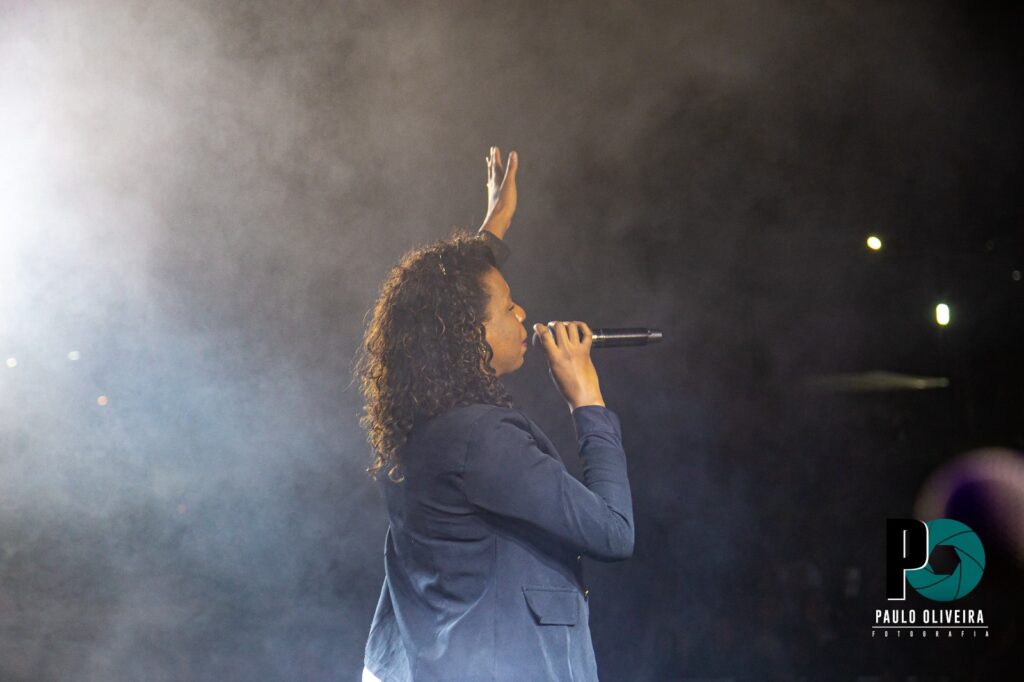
top-left (572, 405), bottom-right (634, 560)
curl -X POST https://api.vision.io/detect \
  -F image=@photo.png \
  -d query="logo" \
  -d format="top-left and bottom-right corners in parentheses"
top-left (886, 518), bottom-right (986, 601)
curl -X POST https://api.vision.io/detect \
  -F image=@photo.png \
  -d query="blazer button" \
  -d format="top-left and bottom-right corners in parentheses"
top-left (576, 554), bottom-right (582, 562)
top-left (584, 588), bottom-right (590, 600)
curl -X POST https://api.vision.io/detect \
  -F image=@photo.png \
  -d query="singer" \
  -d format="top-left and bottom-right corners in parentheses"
top-left (357, 147), bottom-right (635, 682)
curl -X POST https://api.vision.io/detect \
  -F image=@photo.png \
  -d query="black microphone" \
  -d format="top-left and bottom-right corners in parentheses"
top-left (532, 326), bottom-right (663, 348)
top-left (591, 327), bottom-right (663, 348)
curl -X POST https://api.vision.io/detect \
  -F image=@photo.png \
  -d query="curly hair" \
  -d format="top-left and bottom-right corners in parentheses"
top-left (355, 231), bottom-right (513, 482)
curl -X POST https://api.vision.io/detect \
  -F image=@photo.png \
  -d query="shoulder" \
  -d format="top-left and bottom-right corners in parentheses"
top-left (461, 405), bottom-right (543, 459)
top-left (414, 403), bottom-right (529, 442)
top-left (442, 403), bottom-right (530, 433)
top-left (427, 404), bottom-right (544, 454)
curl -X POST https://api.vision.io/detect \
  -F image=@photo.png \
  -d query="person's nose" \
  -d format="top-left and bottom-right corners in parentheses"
top-left (515, 304), bottom-right (526, 323)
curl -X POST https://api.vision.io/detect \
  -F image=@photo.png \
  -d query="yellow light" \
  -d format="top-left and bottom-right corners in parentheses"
top-left (866, 236), bottom-right (882, 250)
top-left (935, 303), bottom-right (950, 326)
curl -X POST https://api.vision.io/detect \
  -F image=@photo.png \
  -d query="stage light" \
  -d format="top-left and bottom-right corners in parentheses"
top-left (68, 350), bottom-right (81, 361)
top-left (866, 235), bottom-right (882, 250)
top-left (5, 357), bottom-right (16, 368)
top-left (97, 395), bottom-right (108, 406)
top-left (935, 303), bottom-right (950, 326)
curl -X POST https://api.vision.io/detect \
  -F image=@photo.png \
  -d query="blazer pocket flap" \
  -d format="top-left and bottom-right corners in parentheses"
top-left (522, 587), bottom-right (579, 625)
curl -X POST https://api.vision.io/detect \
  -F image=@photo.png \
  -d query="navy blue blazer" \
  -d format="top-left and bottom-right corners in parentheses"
top-left (364, 403), bottom-right (634, 681)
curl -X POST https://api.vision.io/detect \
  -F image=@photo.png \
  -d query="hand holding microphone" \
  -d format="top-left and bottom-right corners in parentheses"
top-left (532, 321), bottom-right (606, 411)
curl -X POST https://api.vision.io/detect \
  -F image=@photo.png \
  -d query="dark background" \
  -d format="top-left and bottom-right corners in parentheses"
top-left (1, 1), bottom-right (1021, 679)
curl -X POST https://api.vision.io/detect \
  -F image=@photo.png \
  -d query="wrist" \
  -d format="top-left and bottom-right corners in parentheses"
top-left (479, 216), bottom-right (510, 240)
top-left (569, 396), bottom-right (606, 411)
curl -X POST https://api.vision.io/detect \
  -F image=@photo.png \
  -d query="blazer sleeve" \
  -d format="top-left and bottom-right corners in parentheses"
top-left (479, 230), bottom-right (511, 269)
top-left (462, 406), bottom-right (634, 561)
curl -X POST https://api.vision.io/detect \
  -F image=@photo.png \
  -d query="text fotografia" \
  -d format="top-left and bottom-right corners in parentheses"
top-left (872, 609), bottom-right (988, 638)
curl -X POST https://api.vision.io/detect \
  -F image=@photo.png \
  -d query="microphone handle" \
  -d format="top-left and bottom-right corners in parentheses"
top-left (590, 328), bottom-right (663, 348)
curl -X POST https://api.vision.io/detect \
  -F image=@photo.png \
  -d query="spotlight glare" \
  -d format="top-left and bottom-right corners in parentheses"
top-left (97, 395), bottom-right (109, 406)
top-left (68, 350), bottom-right (81, 361)
top-left (5, 357), bottom-right (16, 368)
top-left (935, 303), bottom-right (951, 326)
top-left (866, 235), bottom-right (882, 251)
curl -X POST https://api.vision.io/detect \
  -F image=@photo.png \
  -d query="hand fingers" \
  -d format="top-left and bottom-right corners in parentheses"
top-left (533, 322), bottom-right (557, 354)
top-left (579, 321), bottom-right (593, 350)
top-left (551, 321), bottom-right (570, 347)
top-left (566, 321), bottom-right (581, 345)
top-left (485, 146), bottom-right (517, 189)
top-left (503, 150), bottom-right (518, 186)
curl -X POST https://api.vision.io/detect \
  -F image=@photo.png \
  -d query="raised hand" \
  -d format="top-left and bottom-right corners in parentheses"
top-left (479, 146), bottom-right (518, 240)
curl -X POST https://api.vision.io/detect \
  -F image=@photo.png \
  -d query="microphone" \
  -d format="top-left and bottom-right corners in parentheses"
top-left (591, 327), bottom-right (663, 348)
top-left (532, 326), bottom-right (664, 348)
